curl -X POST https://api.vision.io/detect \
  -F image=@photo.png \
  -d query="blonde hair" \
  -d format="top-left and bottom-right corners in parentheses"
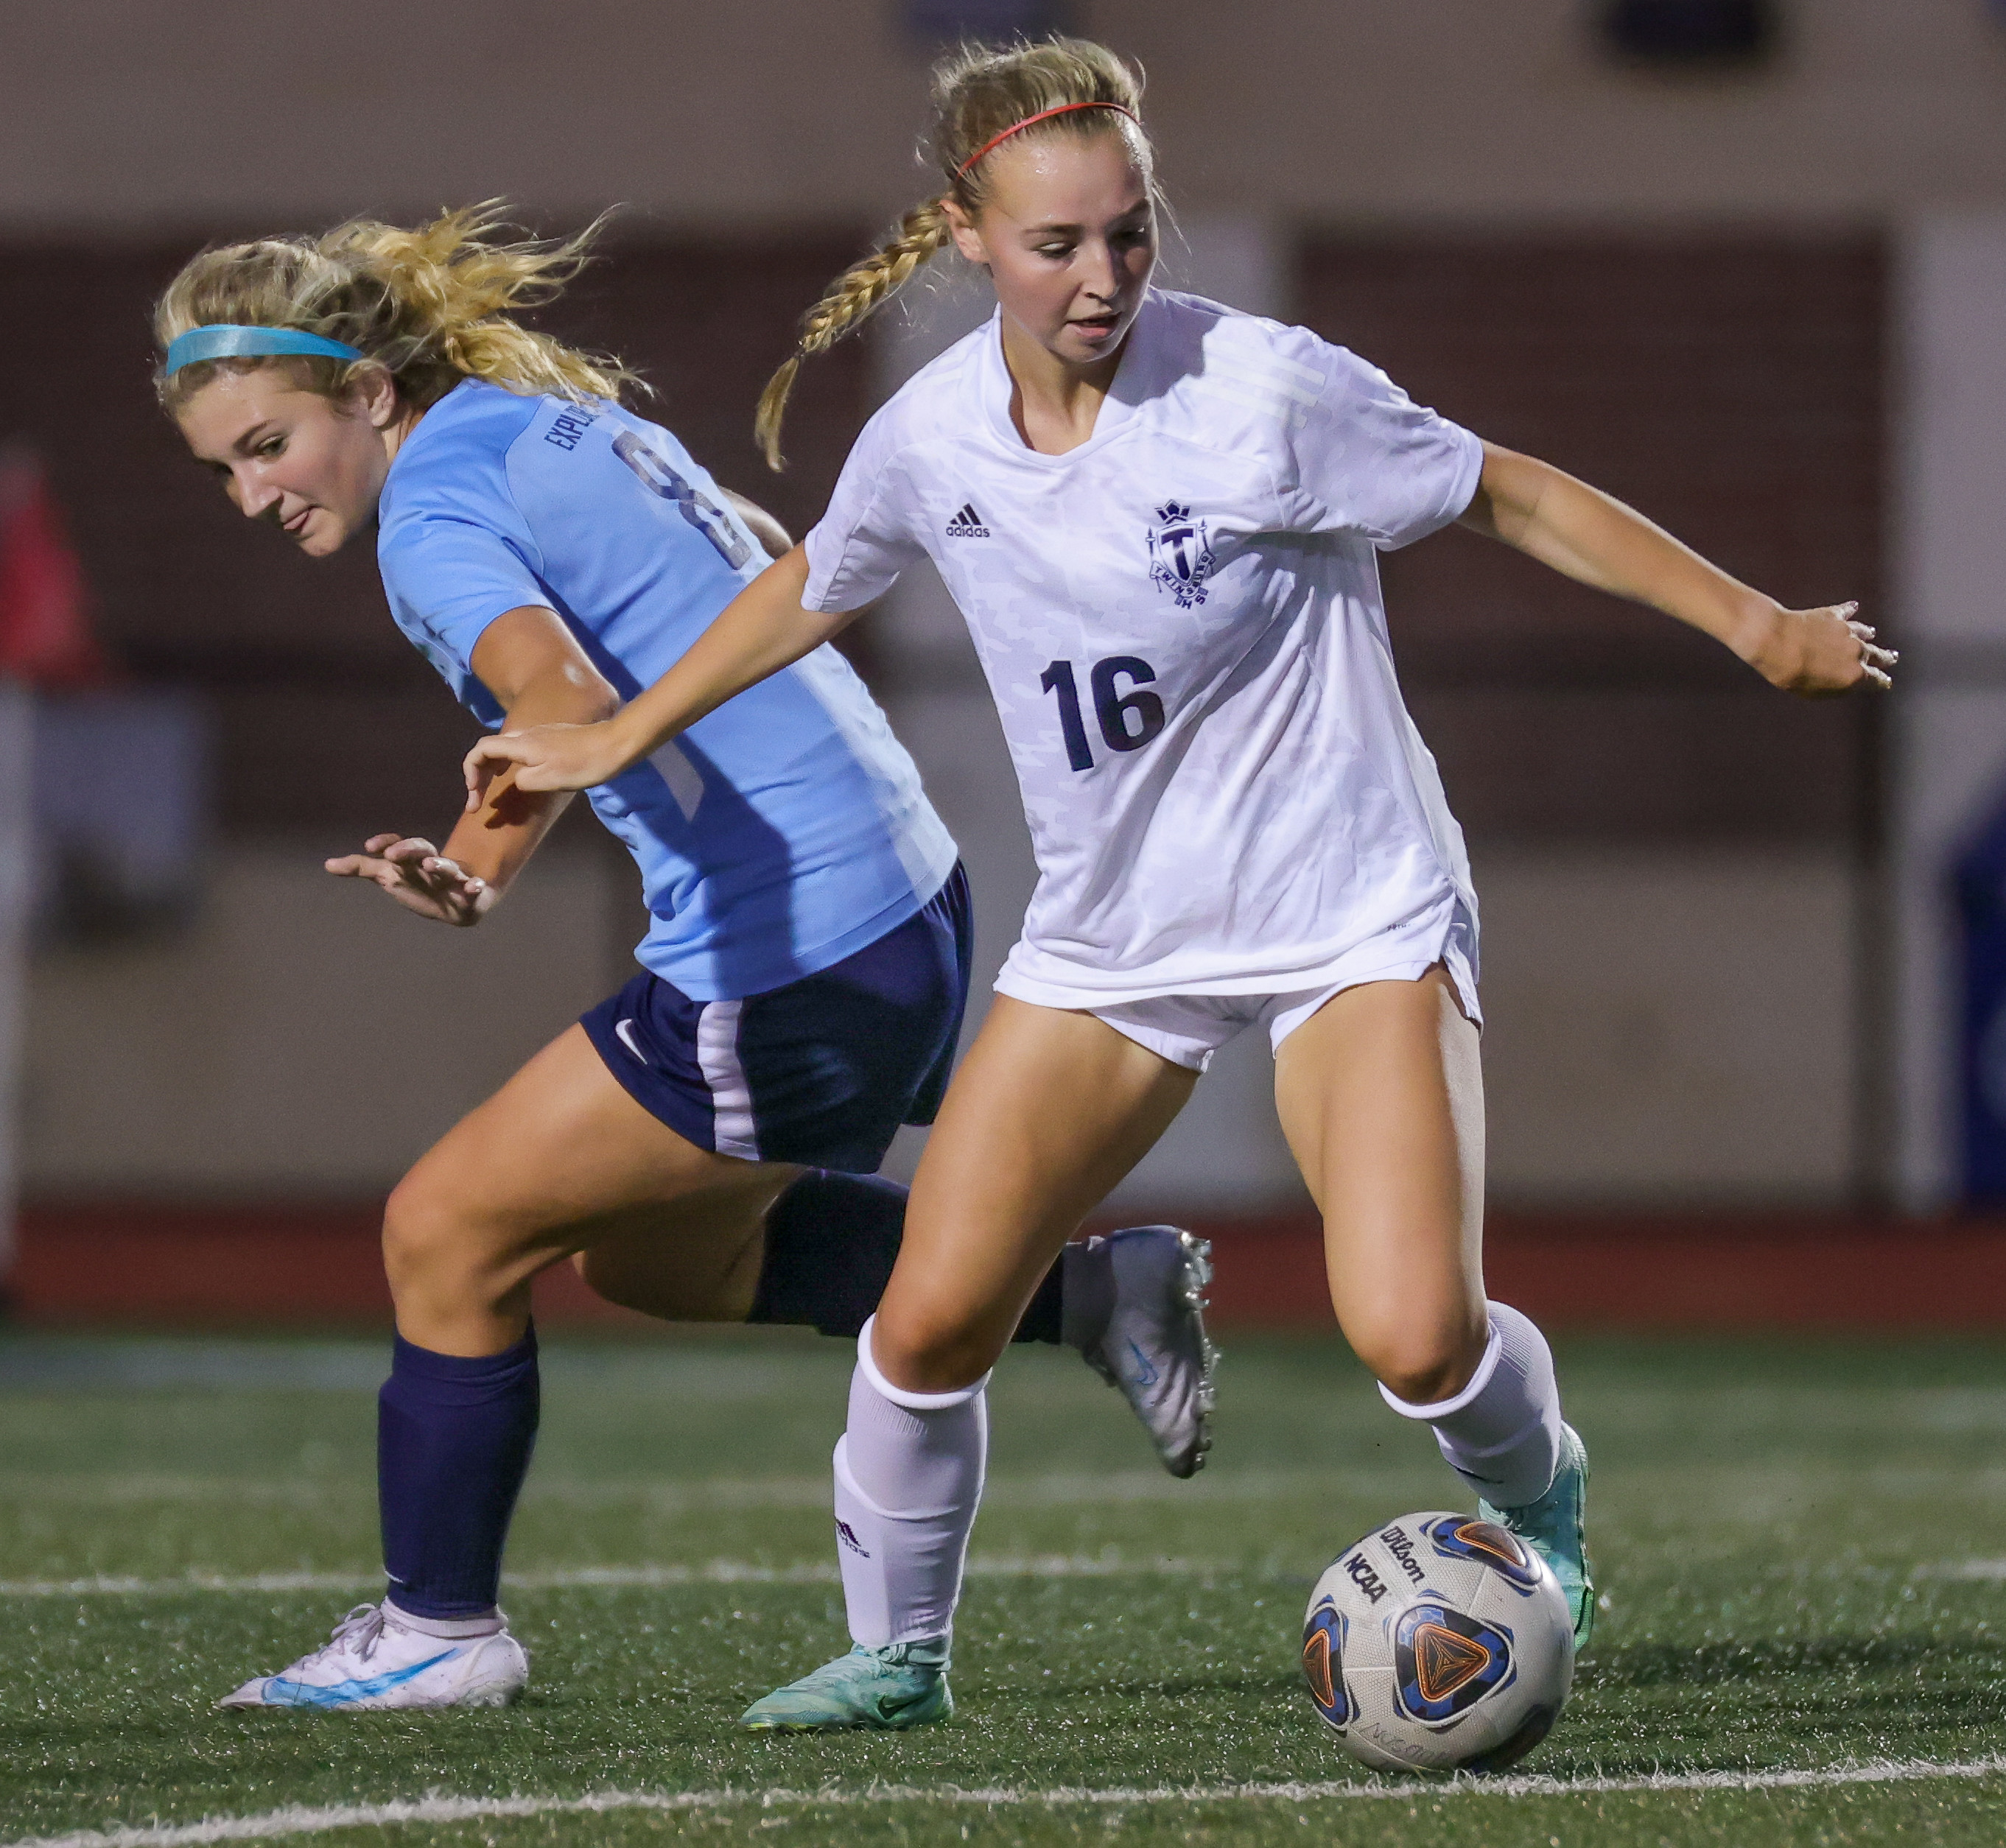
top-left (755, 37), bottom-right (1151, 469)
top-left (154, 202), bottom-right (639, 415)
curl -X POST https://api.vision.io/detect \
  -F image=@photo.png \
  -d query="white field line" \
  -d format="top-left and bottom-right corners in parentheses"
top-left (9, 1755), bottom-right (2006, 1848)
top-left (0, 1553), bottom-right (1210, 1600)
top-left (1923, 1559), bottom-right (2006, 1579)
top-left (0, 1469), bottom-right (1357, 1509)
top-left (17, 1462), bottom-right (2006, 1513)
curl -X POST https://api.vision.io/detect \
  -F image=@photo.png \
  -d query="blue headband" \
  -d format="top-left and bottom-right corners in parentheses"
top-left (163, 325), bottom-right (364, 376)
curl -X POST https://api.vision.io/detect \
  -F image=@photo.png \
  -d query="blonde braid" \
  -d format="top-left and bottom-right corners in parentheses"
top-left (754, 199), bottom-right (952, 471)
top-left (754, 37), bottom-right (1152, 473)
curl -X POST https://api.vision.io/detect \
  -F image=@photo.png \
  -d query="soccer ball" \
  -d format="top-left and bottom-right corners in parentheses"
top-left (1300, 1511), bottom-right (1575, 1774)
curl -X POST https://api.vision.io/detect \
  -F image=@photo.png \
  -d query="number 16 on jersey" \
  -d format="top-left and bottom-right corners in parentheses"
top-left (1041, 656), bottom-right (1164, 773)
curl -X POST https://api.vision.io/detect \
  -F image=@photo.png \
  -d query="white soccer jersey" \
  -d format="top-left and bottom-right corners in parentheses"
top-left (802, 289), bottom-right (1485, 1005)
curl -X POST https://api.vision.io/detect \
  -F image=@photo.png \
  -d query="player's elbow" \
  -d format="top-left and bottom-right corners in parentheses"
top-left (555, 661), bottom-right (621, 725)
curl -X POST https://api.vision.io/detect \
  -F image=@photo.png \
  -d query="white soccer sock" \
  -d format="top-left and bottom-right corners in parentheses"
top-left (832, 1315), bottom-right (988, 1654)
top-left (382, 1601), bottom-right (505, 1639)
top-left (1378, 1301), bottom-right (1563, 1508)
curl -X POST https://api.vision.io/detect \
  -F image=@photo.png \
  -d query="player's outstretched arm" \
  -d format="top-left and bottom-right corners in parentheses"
top-left (329, 604), bottom-right (619, 925)
top-left (463, 545), bottom-right (855, 804)
top-left (1456, 441), bottom-right (1895, 698)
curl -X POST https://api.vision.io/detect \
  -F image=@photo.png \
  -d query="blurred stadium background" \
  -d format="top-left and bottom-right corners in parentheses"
top-left (1, 0), bottom-right (2003, 1333)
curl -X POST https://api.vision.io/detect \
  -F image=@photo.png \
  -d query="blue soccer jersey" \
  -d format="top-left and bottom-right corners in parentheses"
top-left (376, 379), bottom-right (958, 1001)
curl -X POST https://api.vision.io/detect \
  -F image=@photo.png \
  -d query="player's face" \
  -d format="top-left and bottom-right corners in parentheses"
top-left (175, 366), bottom-right (398, 558)
top-left (955, 130), bottom-right (1156, 369)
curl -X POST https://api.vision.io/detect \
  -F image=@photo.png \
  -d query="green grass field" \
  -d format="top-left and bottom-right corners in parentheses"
top-left (2, 1326), bottom-right (2006, 1846)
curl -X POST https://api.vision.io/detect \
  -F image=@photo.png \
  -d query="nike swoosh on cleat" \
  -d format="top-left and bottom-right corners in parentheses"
top-left (1125, 1340), bottom-right (1160, 1389)
top-left (262, 1648), bottom-right (459, 1707)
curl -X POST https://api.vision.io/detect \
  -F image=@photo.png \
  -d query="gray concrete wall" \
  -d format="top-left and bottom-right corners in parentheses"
top-left (1891, 215), bottom-right (2006, 1209)
top-left (3, 1), bottom-right (2004, 233)
top-left (19, 842), bottom-right (625, 1199)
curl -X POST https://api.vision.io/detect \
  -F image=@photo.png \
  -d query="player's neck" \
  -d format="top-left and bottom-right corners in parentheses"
top-left (379, 398), bottom-right (428, 468)
top-left (998, 318), bottom-right (1124, 457)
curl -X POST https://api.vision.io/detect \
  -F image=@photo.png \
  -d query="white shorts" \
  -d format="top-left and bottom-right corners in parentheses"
top-left (995, 903), bottom-right (1480, 1074)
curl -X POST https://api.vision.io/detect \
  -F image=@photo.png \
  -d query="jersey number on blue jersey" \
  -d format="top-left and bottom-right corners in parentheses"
top-left (1039, 656), bottom-right (1165, 773)
top-left (611, 430), bottom-right (755, 572)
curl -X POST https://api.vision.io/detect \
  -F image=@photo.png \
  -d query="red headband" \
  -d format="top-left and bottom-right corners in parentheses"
top-left (955, 101), bottom-right (1140, 178)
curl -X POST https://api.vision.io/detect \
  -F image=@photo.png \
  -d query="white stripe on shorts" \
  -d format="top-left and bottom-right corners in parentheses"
top-left (695, 999), bottom-right (759, 1161)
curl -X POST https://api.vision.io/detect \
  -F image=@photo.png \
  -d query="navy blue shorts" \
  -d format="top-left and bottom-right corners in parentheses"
top-left (581, 865), bottom-right (972, 1173)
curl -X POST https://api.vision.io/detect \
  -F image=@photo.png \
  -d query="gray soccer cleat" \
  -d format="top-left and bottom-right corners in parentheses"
top-left (1064, 1225), bottom-right (1218, 1478)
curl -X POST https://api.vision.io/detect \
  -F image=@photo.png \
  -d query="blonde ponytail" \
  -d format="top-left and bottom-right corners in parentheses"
top-left (155, 202), bottom-right (639, 415)
top-left (755, 199), bottom-right (953, 471)
top-left (757, 37), bottom-right (1151, 471)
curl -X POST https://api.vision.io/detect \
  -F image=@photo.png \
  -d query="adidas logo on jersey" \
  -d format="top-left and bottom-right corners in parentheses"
top-left (944, 503), bottom-right (990, 538)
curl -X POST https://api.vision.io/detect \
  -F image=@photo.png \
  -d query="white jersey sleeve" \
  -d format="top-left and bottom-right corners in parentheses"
top-left (802, 404), bottom-right (932, 614)
top-left (1272, 331), bottom-right (1484, 551)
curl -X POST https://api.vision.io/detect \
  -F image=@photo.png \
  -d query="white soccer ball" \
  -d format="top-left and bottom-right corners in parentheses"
top-left (1300, 1511), bottom-right (1575, 1774)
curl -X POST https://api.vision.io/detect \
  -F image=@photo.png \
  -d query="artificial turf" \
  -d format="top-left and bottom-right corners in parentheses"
top-left (1, 1327), bottom-right (2005, 1845)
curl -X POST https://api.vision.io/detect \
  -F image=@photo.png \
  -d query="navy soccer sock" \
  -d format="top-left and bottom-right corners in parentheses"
top-left (378, 1326), bottom-right (540, 1620)
top-left (749, 1169), bottom-right (1065, 1344)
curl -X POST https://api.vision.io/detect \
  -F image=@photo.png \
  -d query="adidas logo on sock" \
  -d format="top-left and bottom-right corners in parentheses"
top-left (944, 502), bottom-right (989, 538)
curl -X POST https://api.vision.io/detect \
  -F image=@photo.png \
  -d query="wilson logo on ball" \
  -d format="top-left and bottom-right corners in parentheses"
top-left (1424, 1516), bottom-right (1543, 1592)
top-left (1393, 1604), bottom-right (1515, 1724)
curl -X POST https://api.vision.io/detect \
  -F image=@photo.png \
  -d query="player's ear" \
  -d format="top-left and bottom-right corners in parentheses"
top-left (941, 197), bottom-right (988, 270)
top-left (351, 361), bottom-right (404, 431)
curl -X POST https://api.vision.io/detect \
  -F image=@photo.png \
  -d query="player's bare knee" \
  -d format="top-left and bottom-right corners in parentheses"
top-left (870, 1304), bottom-right (996, 1394)
top-left (1361, 1325), bottom-right (1485, 1408)
top-left (382, 1173), bottom-right (502, 1311)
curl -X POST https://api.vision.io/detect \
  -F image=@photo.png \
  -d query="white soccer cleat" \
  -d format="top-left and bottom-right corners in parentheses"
top-left (216, 1603), bottom-right (528, 1711)
top-left (1066, 1225), bottom-right (1218, 1478)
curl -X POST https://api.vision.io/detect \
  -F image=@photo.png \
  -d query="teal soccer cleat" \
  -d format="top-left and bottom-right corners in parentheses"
top-left (740, 1640), bottom-right (952, 1732)
top-left (1481, 1422), bottom-right (1595, 1651)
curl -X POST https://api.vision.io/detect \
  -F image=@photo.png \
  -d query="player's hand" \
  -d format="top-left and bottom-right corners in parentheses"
top-left (324, 835), bottom-right (494, 926)
top-left (1743, 600), bottom-right (1895, 697)
top-left (463, 720), bottom-right (631, 808)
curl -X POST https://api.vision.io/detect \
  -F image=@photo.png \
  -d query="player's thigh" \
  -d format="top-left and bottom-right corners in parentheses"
top-left (1272, 966), bottom-right (1487, 1395)
top-left (876, 995), bottom-right (1196, 1388)
top-left (389, 1023), bottom-right (788, 1282)
top-left (570, 1172), bottom-right (802, 1324)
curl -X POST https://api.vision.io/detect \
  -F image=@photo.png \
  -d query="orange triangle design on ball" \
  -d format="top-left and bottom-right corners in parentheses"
top-left (1414, 1623), bottom-right (1491, 1701)
top-left (1302, 1628), bottom-right (1336, 1709)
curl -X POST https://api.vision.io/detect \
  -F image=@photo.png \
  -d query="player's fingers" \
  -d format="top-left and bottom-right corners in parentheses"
top-left (1863, 662), bottom-right (1893, 692)
top-left (1862, 643), bottom-right (1898, 672)
top-left (463, 739), bottom-right (520, 809)
top-left (362, 834), bottom-right (401, 854)
top-left (383, 837), bottom-right (438, 863)
top-left (324, 854), bottom-right (378, 877)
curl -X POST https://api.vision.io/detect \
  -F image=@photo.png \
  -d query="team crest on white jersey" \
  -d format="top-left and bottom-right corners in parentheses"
top-left (1147, 502), bottom-right (1216, 608)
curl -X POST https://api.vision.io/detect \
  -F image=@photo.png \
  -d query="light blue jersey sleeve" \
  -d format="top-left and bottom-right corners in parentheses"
top-left (375, 381), bottom-right (958, 1002)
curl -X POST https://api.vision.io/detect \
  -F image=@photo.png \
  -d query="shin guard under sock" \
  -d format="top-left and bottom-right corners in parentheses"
top-left (832, 1315), bottom-right (987, 1651)
top-left (750, 1168), bottom-right (1067, 1345)
top-left (378, 1326), bottom-right (540, 1620)
top-left (1379, 1301), bottom-right (1563, 1508)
